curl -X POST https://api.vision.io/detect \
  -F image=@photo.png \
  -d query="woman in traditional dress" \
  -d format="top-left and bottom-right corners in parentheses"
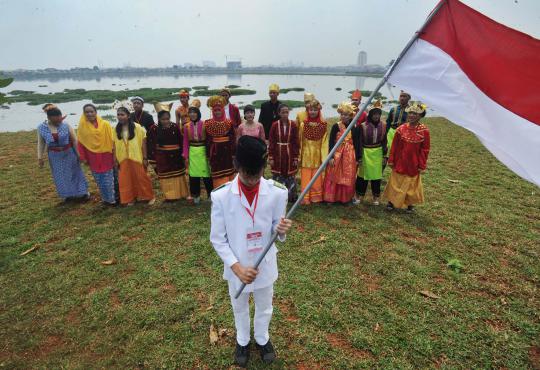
top-left (113, 107), bottom-right (155, 206)
top-left (298, 99), bottom-right (328, 204)
top-left (37, 105), bottom-right (89, 202)
top-left (236, 105), bottom-right (265, 142)
top-left (183, 99), bottom-right (213, 204)
top-left (268, 103), bottom-right (300, 202)
top-left (355, 100), bottom-right (388, 205)
top-left (77, 103), bottom-right (116, 206)
top-left (204, 95), bottom-right (236, 188)
top-left (323, 102), bottom-right (358, 204)
top-left (383, 102), bottom-right (430, 212)
top-left (147, 102), bottom-right (188, 201)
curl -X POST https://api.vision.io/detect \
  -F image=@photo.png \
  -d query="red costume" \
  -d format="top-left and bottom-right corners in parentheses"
top-left (268, 120), bottom-right (300, 176)
top-left (388, 122), bottom-right (430, 177)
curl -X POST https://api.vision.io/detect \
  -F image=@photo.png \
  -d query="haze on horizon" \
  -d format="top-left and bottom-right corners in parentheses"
top-left (1, 0), bottom-right (539, 70)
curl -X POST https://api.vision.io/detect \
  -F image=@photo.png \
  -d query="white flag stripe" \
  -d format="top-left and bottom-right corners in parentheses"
top-left (389, 39), bottom-right (540, 186)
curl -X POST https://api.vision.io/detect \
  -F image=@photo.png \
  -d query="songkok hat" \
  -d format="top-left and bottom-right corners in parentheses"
top-left (236, 135), bottom-right (268, 173)
top-left (269, 83), bottom-right (280, 93)
top-left (351, 89), bottom-right (362, 100)
top-left (405, 102), bottom-right (427, 114)
top-left (131, 96), bottom-right (144, 103)
top-left (178, 89), bottom-right (190, 97)
top-left (190, 98), bottom-right (201, 108)
top-left (337, 101), bottom-right (355, 115)
top-left (207, 95), bottom-right (227, 109)
top-left (303, 92), bottom-right (315, 103)
top-left (400, 90), bottom-right (411, 99)
top-left (153, 102), bottom-right (173, 113)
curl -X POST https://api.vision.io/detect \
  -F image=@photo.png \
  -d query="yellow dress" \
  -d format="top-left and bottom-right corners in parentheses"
top-left (298, 119), bottom-right (329, 204)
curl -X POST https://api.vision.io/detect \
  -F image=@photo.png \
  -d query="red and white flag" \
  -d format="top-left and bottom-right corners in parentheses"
top-left (388, 0), bottom-right (540, 186)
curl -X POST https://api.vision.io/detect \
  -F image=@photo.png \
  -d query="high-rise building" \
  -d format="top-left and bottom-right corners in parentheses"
top-left (357, 51), bottom-right (368, 67)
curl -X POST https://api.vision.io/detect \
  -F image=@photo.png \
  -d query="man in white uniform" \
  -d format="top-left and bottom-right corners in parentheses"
top-left (210, 135), bottom-right (292, 367)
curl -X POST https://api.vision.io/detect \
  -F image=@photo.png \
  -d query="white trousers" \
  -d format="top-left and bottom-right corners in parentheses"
top-left (228, 282), bottom-right (274, 346)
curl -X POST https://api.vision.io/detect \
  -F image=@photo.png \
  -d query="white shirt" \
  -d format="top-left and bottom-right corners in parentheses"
top-left (210, 175), bottom-right (288, 292)
top-left (224, 103), bottom-right (231, 119)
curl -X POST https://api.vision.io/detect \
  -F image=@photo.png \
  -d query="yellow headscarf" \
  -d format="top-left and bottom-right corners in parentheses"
top-left (77, 114), bottom-right (114, 153)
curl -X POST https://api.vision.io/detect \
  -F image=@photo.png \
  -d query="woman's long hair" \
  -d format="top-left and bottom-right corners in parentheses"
top-left (115, 107), bottom-right (135, 140)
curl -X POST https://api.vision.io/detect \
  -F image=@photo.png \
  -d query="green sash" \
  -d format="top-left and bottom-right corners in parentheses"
top-left (188, 145), bottom-right (210, 177)
top-left (358, 147), bottom-right (383, 180)
top-left (387, 127), bottom-right (397, 152)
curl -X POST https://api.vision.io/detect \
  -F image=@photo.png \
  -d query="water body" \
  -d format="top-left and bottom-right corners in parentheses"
top-left (0, 74), bottom-right (409, 132)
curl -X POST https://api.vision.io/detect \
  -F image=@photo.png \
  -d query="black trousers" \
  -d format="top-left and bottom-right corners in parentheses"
top-left (356, 177), bottom-right (381, 197)
top-left (189, 176), bottom-right (213, 198)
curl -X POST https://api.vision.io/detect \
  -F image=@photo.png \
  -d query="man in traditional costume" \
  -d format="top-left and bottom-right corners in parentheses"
top-left (175, 89), bottom-right (191, 127)
top-left (383, 102), bottom-right (430, 212)
top-left (350, 89), bottom-right (367, 126)
top-left (258, 83), bottom-right (282, 139)
top-left (130, 96), bottom-right (155, 131)
top-left (268, 103), bottom-right (300, 202)
top-left (386, 90), bottom-right (411, 151)
top-left (204, 96), bottom-right (236, 187)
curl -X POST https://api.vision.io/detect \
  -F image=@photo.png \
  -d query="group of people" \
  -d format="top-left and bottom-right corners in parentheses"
top-left (35, 84), bottom-right (432, 366)
top-left (37, 85), bottom-right (430, 211)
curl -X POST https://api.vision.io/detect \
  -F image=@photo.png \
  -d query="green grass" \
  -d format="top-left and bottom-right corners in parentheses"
top-left (0, 118), bottom-right (539, 369)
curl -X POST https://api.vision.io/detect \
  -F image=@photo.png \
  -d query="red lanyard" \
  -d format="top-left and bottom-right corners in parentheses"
top-left (238, 181), bottom-right (260, 226)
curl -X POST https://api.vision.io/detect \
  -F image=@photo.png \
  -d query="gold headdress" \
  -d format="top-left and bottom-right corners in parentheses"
top-left (305, 98), bottom-right (321, 110)
top-left (269, 83), bottom-right (280, 93)
top-left (303, 92), bottom-right (315, 103)
top-left (405, 102), bottom-right (427, 114)
top-left (367, 99), bottom-right (383, 113)
top-left (337, 101), bottom-right (355, 115)
top-left (112, 100), bottom-right (134, 112)
top-left (153, 102), bottom-right (173, 113)
top-left (178, 89), bottom-right (190, 97)
top-left (207, 95), bottom-right (226, 109)
top-left (220, 87), bottom-right (231, 96)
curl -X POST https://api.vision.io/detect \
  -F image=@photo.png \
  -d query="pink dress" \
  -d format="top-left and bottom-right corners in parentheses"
top-left (236, 122), bottom-right (266, 142)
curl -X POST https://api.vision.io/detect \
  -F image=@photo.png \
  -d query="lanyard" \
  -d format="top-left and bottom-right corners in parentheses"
top-left (238, 181), bottom-right (260, 226)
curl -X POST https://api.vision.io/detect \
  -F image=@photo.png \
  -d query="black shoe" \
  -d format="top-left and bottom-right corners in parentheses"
top-left (406, 205), bottom-right (415, 213)
top-left (256, 340), bottom-right (276, 364)
top-left (234, 343), bottom-right (250, 368)
top-left (386, 202), bottom-right (395, 211)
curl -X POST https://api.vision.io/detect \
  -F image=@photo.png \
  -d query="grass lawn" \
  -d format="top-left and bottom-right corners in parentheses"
top-left (0, 117), bottom-right (538, 369)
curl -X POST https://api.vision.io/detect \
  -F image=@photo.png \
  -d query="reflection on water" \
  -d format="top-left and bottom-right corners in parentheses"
top-left (0, 74), bottom-right (413, 132)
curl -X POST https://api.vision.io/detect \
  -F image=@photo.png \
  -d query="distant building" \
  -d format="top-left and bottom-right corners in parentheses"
top-left (226, 61), bottom-right (242, 69)
top-left (357, 51), bottom-right (367, 67)
top-left (203, 60), bottom-right (216, 68)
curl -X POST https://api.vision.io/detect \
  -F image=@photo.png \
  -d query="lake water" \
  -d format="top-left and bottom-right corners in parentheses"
top-left (0, 74), bottom-right (409, 132)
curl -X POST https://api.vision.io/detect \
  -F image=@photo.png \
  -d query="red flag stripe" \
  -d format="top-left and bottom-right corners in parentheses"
top-left (420, 0), bottom-right (540, 126)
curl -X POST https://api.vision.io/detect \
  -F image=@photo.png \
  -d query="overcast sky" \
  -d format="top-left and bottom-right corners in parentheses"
top-left (1, 0), bottom-right (539, 70)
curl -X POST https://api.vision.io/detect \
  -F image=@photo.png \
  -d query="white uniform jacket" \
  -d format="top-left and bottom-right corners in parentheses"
top-left (210, 175), bottom-right (288, 292)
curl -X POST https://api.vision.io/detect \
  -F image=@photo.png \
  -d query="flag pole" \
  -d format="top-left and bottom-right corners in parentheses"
top-left (235, 0), bottom-right (447, 299)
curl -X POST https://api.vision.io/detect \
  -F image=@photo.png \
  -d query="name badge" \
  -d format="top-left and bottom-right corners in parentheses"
top-left (246, 228), bottom-right (263, 254)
